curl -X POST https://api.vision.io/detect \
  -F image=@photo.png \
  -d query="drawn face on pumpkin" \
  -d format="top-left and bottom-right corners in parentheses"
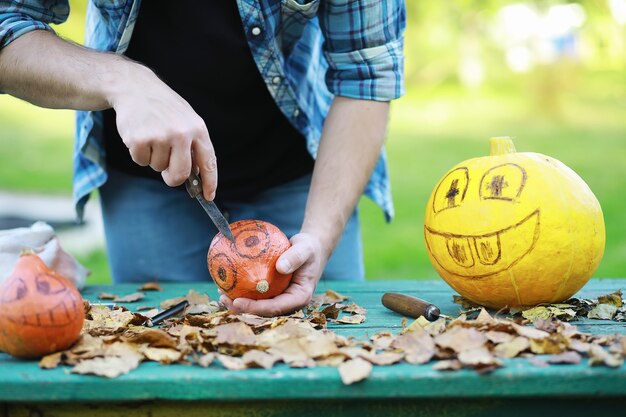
top-left (209, 222), bottom-right (271, 292)
top-left (424, 162), bottom-right (540, 279)
top-left (0, 272), bottom-right (83, 327)
top-left (423, 137), bottom-right (604, 309)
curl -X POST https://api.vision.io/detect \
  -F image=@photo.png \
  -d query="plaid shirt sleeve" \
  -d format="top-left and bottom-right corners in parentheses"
top-left (318, 0), bottom-right (406, 101)
top-left (0, 0), bottom-right (69, 49)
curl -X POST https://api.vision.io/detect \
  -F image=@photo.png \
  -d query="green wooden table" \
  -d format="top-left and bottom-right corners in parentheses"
top-left (2, 279), bottom-right (626, 417)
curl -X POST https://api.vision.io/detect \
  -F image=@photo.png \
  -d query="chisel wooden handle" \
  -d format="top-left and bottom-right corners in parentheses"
top-left (382, 293), bottom-right (440, 321)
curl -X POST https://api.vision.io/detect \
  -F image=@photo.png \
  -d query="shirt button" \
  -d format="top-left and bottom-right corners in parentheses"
top-left (293, 108), bottom-right (300, 117)
top-left (272, 76), bottom-right (282, 85)
top-left (251, 26), bottom-right (262, 36)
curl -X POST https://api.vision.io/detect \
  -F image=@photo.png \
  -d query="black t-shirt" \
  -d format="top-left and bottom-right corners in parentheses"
top-left (103, 0), bottom-right (314, 202)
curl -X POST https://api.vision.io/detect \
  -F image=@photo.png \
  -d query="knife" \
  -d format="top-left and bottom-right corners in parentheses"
top-left (185, 172), bottom-right (235, 242)
top-left (381, 293), bottom-right (441, 321)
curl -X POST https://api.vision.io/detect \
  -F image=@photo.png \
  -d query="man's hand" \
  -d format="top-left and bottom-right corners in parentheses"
top-left (219, 233), bottom-right (328, 316)
top-left (0, 31), bottom-right (218, 200)
top-left (111, 65), bottom-right (217, 200)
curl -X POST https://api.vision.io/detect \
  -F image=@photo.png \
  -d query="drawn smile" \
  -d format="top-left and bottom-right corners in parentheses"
top-left (424, 209), bottom-right (540, 279)
top-left (5, 298), bottom-right (80, 327)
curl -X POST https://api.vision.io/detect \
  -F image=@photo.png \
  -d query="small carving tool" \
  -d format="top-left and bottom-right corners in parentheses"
top-left (148, 300), bottom-right (189, 327)
top-left (185, 172), bottom-right (235, 242)
top-left (381, 293), bottom-right (443, 321)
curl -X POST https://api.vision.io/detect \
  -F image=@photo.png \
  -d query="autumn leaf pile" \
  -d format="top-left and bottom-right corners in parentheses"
top-left (40, 288), bottom-right (626, 385)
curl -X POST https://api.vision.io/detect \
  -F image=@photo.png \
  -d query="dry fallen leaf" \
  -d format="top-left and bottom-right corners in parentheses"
top-left (113, 292), bottom-right (145, 303)
top-left (458, 347), bottom-right (501, 368)
top-left (196, 353), bottom-right (215, 367)
top-left (609, 337), bottom-right (626, 356)
top-left (391, 327), bottom-right (435, 365)
top-left (242, 350), bottom-right (280, 369)
top-left (39, 352), bottom-right (62, 369)
top-left (588, 304), bottom-right (618, 320)
top-left (343, 303), bottom-right (368, 315)
top-left (424, 318), bottom-right (448, 336)
top-left (216, 354), bottom-right (246, 370)
top-left (336, 314), bottom-right (366, 325)
top-left (71, 343), bottom-right (143, 378)
top-left (213, 322), bottom-right (257, 347)
top-left (371, 332), bottom-right (395, 350)
top-left (529, 333), bottom-right (569, 355)
top-left (546, 351), bottom-right (582, 365)
top-left (493, 336), bottom-right (530, 358)
top-left (309, 311), bottom-right (327, 328)
top-left (141, 347), bottom-right (183, 364)
top-left (124, 327), bottom-right (179, 349)
top-left (338, 358), bottom-right (372, 385)
top-left (522, 306), bottom-right (576, 322)
top-left (71, 356), bottom-right (141, 378)
top-left (359, 351), bottom-right (404, 366)
top-left (98, 292), bottom-right (117, 300)
top-left (597, 290), bottom-right (623, 307)
top-left (400, 316), bottom-right (431, 335)
top-left (85, 307), bottom-right (136, 333)
top-left (432, 359), bottom-right (463, 371)
top-left (69, 334), bottom-right (106, 361)
top-left (266, 338), bottom-right (310, 365)
top-left (138, 308), bottom-right (160, 319)
top-left (588, 345), bottom-right (624, 368)
top-left (434, 326), bottom-right (487, 353)
top-left (453, 295), bottom-right (481, 309)
top-left (303, 332), bottom-right (340, 359)
top-left (138, 282), bottom-right (163, 292)
top-left (313, 289), bottom-right (349, 305)
top-left (320, 304), bottom-right (340, 320)
top-left (485, 330), bottom-right (515, 345)
top-left (161, 290), bottom-right (211, 309)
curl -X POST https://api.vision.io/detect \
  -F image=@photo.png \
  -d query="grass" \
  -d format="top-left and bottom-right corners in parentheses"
top-left (360, 79), bottom-right (626, 281)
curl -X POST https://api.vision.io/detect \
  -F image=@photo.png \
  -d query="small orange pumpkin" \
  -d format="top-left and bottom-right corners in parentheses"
top-left (0, 253), bottom-right (85, 358)
top-left (208, 220), bottom-right (292, 300)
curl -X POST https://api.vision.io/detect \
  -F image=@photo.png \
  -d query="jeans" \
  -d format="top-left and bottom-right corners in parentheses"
top-left (99, 169), bottom-right (364, 284)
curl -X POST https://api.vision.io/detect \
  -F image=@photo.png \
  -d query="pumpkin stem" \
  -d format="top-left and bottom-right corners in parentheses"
top-left (256, 280), bottom-right (269, 293)
top-left (490, 137), bottom-right (517, 156)
top-left (19, 249), bottom-right (36, 257)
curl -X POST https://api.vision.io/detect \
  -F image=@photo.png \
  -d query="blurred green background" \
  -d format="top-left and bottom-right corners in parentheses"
top-left (0, 1), bottom-right (624, 284)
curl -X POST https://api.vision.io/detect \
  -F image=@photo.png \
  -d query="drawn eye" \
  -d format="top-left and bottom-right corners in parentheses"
top-left (35, 274), bottom-right (67, 295)
top-left (433, 167), bottom-right (469, 214)
top-left (479, 163), bottom-right (527, 202)
top-left (1, 278), bottom-right (28, 303)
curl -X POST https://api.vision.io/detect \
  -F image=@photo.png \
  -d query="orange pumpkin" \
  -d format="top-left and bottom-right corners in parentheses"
top-left (0, 253), bottom-right (85, 358)
top-left (208, 220), bottom-right (292, 300)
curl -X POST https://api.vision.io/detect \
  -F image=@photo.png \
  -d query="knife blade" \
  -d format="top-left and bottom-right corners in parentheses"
top-left (185, 172), bottom-right (235, 242)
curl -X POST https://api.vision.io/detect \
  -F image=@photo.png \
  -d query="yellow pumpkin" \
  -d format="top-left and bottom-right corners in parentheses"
top-left (424, 137), bottom-right (605, 309)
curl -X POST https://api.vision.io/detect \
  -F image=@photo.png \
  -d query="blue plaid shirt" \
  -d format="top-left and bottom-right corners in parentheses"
top-left (0, 0), bottom-right (405, 221)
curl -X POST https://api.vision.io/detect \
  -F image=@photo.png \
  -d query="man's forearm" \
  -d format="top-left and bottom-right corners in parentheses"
top-left (302, 96), bottom-right (390, 257)
top-left (0, 30), bottom-right (137, 110)
top-left (0, 29), bottom-right (218, 199)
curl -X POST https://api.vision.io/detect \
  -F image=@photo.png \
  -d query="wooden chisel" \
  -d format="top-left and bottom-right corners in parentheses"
top-left (381, 293), bottom-right (441, 321)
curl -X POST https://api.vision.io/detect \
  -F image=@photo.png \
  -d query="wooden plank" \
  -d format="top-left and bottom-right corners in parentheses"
top-left (1, 280), bottom-right (625, 403)
top-left (1, 353), bottom-right (625, 401)
top-left (5, 397), bottom-right (626, 417)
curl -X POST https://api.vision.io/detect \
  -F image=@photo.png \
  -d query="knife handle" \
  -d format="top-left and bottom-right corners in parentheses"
top-left (185, 172), bottom-right (203, 199)
top-left (382, 293), bottom-right (440, 321)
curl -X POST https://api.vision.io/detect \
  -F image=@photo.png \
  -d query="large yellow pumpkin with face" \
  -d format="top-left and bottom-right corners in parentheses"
top-left (424, 137), bottom-right (605, 309)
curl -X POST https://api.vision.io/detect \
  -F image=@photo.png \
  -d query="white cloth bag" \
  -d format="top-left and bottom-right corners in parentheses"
top-left (0, 222), bottom-right (89, 289)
